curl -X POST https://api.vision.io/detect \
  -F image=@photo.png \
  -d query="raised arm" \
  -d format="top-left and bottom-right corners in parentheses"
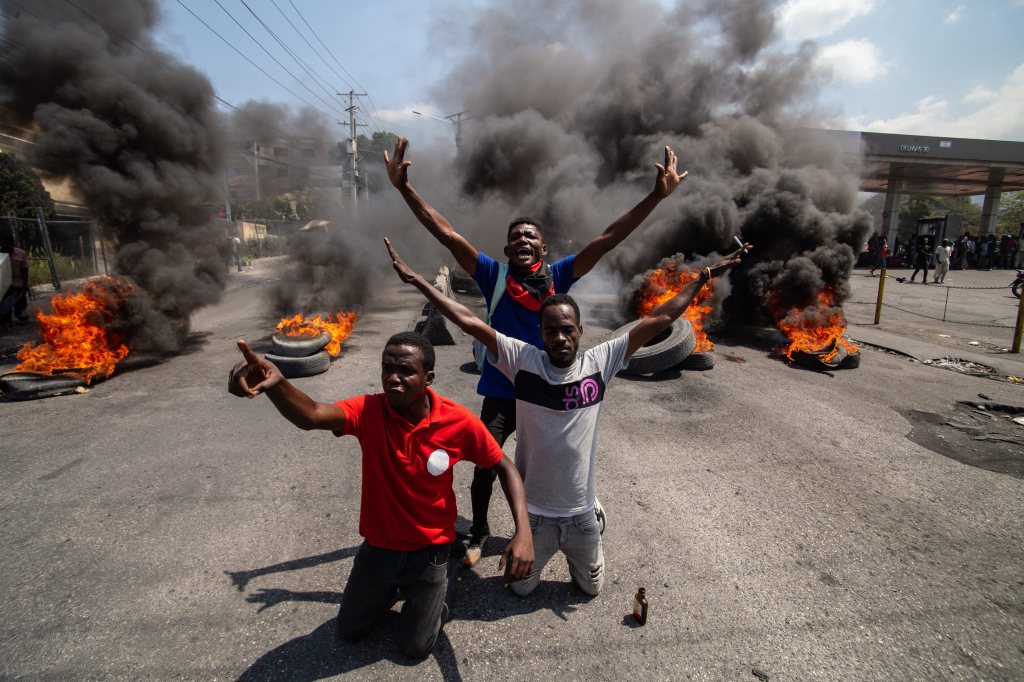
top-left (573, 145), bottom-right (687, 279)
top-left (384, 137), bottom-right (479, 274)
top-left (492, 454), bottom-right (534, 583)
top-left (626, 244), bottom-right (751, 358)
top-left (228, 340), bottom-right (346, 431)
top-left (385, 237), bottom-right (497, 357)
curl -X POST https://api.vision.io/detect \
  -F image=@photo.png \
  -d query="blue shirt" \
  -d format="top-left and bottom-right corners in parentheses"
top-left (473, 251), bottom-right (577, 399)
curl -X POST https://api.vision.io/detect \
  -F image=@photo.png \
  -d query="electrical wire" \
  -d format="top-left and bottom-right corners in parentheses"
top-left (285, 0), bottom-right (389, 136)
top-left (206, 0), bottom-right (345, 118)
top-left (175, 0), bottom-right (336, 120)
top-left (237, 0), bottom-right (353, 122)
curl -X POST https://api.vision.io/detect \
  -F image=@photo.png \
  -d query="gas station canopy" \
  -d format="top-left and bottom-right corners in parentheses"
top-left (825, 130), bottom-right (1024, 197)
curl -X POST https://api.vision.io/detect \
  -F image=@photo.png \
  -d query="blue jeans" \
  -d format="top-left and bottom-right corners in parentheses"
top-left (510, 509), bottom-right (604, 597)
top-left (336, 541), bottom-right (449, 659)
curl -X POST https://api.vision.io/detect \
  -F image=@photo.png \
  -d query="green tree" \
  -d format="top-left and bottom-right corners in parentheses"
top-left (998, 191), bottom-right (1024, 236)
top-left (0, 151), bottom-right (55, 220)
top-left (896, 195), bottom-right (982, 240)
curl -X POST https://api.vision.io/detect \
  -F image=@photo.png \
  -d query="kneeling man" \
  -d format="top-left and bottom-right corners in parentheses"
top-left (385, 238), bottom-right (746, 596)
top-left (229, 332), bottom-right (533, 658)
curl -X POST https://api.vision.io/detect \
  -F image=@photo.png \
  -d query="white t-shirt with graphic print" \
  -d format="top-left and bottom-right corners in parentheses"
top-left (490, 331), bottom-right (630, 517)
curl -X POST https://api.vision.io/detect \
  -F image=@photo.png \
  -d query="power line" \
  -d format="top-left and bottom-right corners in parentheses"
top-left (175, 0), bottom-right (335, 120)
top-left (237, 0), bottom-right (360, 128)
top-left (8, 1), bottom-right (306, 145)
top-left (267, 0), bottom-right (355, 93)
top-left (285, 0), bottom-right (389, 136)
top-left (206, 0), bottom-right (345, 118)
top-left (1, 3), bottom-right (339, 185)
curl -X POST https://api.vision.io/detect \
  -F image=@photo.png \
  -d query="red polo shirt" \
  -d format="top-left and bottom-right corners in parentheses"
top-left (335, 388), bottom-right (503, 551)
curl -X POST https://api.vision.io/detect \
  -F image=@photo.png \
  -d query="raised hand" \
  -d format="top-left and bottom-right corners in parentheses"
top-left (383, 137), bottom-right (411, 189)
top-left (228, 340), bottom-right (284, 398)
top-left (384, 237), bottom-right (417, 284)
top-left (708, 242), bottom-right (752, 278)
top-left (653, 145), bottom-right (687, 198)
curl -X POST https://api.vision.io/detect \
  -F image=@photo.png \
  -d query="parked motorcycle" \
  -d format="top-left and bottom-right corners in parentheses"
top-left (1013, 270), bottom-right (1024, 298)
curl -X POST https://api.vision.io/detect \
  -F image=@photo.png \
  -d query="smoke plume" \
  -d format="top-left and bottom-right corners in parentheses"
top-left (404, 0), bottom-right (873, 326)
top-left (0, 0), bottom-right (226, 352)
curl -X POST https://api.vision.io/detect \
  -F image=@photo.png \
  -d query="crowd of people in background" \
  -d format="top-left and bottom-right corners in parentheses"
top-left (865, 230), bottom-right (1024, 276)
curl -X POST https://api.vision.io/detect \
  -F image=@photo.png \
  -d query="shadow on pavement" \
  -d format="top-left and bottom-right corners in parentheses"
top-left (236, 616), bottom-right (464, 681)
top-left (226, 547), bottom-right (360, 592)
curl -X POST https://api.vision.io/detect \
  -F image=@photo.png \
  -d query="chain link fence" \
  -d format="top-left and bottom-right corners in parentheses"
top-left (3, 210), bottom-right (110, 291)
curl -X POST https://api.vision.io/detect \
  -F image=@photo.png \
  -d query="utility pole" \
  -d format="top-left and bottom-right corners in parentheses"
top-left (446, 110), bottom-right (469, 153)
top-left (253, 142), bottom-right (261, 201)
top-left (342, 90), bottom-right (367, 211)
top-left (413, 109), bottom-right (470, 152)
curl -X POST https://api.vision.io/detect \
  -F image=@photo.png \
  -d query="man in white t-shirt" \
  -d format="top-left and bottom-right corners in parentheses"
top-left (385, 237), bottom-right (747, 596)
top-left (933, 239), bottom-right (952, 284)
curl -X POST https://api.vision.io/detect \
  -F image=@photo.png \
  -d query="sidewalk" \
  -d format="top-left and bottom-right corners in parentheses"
top-left (845, 267), bottom-right (1024, 379)
top-left (847, 324), bottom-right (1024, 378)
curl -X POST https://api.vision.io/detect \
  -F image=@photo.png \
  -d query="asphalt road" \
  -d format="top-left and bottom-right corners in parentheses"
top-left (1, 259), bottom-right (1022, 681)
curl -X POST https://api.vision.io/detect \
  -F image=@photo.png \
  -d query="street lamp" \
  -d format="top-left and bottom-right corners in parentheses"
top-left (412, 110), bottom-right (469, 152)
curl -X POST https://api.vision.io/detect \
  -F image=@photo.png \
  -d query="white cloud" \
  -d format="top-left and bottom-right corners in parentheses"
top-left (775, 0), bottom-right (877, 41)
top-left (944, 5), bottom-right (965, 24)
top-left (964, 85), bottom-right (997, 104)
top-left (860, 63), bottom-right (1024, 140)
top-left (816, 39), bottom-right (888, 84)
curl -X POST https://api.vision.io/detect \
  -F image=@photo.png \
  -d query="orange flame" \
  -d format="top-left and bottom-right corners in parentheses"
top-left (769, 289), bottom-right (859, 361)
top-left (11, 277), bottom-right (134, 384)
top-left (633, 265), bottom-right (715, 352)
top-left (276, 312), bottom-right (358, 357)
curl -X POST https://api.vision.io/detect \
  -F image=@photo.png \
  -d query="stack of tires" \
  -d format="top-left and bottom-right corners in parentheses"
top-left (616, 318), bottom-right (716, 375)
top-left (265, 331), bottom-right (332, 378)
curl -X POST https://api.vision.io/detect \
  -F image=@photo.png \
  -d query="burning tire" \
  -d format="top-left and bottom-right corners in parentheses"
top-left (271, 332), bottom-right (331, 358)
top-left (616, 318), bottom-right (695, 376)
top-left (0, 372), bottom-right (87, 401)
top-left (265, 350), bottom-right (331, 379)
top-left (678, 349), bottom-right (715, 371)
top-left (791, 338), bottom-right (849, 370)
top-left (839, 352), bottom-right (861, 369)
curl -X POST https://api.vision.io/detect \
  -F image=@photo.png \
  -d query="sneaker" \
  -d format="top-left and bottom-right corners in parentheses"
top-left (462, 532), bottom-right (489, 568)
top-left (594, 498), bottom-right (606, 535)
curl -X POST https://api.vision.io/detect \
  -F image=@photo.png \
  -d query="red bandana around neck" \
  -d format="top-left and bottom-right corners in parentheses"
top-left (505, 260), bottom-right (554, 311)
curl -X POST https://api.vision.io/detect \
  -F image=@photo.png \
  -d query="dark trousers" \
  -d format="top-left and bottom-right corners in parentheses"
top-left (469, 397), bottom-right (517, 537)
top-left (337, 540), bottom-right (450, 659)
top-left (0, 286), bottom-right (28, 324)
top-left (910, 264), bottom-right (929, 282)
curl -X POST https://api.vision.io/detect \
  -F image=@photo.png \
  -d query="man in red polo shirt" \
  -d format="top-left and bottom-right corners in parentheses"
top-left (229, 332), bottom-right (533, 660)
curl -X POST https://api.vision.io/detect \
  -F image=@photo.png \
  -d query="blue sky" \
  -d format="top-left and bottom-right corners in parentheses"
top-left (155, 0), bottom-right (1024, 144)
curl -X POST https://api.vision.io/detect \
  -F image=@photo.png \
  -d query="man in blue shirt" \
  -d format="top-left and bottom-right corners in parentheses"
top-left (385, 138), bottom-right (686, 566)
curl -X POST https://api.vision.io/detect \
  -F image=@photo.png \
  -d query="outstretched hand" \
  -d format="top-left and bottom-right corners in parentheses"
top-left (653, 145), bottom-right (687, 198)
top-left (383, 137), bottom-right (411, 189)
top-left (708, 242), bottom-right (752, 278)
top-left (384, 237), bottom-right (417, 284)
top-left (228, 340), bottom-right (284, 398)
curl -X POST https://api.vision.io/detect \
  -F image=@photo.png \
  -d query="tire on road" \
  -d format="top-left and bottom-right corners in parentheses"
top-left (616, 318), bottom-right (696, 376)
top-left (839, 352), bottom-right (861, 369)
top-left (792, 340), bottom-right (849, 370)
top-left (0, 372), bottom-right (87, 401)
top-left (678, 349), bottom-right (715, 371)
top-left (271, 332), bottom-right (331, 358)
top-left (265, 350), bottom-right (331, 379)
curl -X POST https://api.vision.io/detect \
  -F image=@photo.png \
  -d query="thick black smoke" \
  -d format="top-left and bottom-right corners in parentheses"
top-left (0, 0), bottom-right (226, 352)
top-left (221, 101), bottom-right (380, 317)
top-left (415, 0), bottom-right (872, 326)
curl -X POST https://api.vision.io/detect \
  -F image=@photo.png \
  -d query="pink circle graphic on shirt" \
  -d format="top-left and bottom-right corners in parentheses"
top-left (426, 449), bottom-right (450, 476)
top-left (580, 378), bottom-right (599, 404)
